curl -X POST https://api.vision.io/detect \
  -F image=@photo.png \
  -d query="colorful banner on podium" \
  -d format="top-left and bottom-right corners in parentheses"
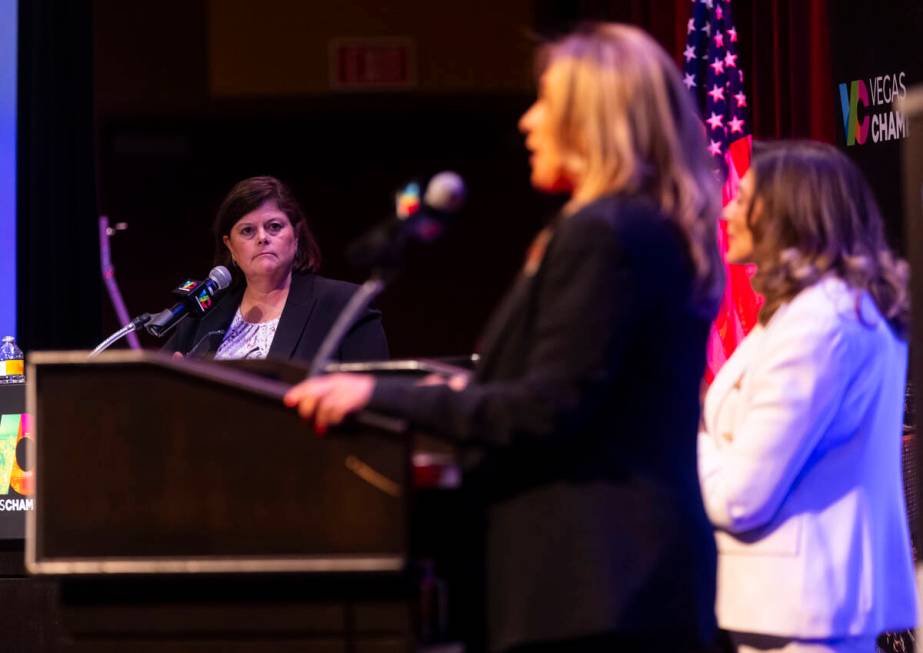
top-left (0, 413), bottom-right (33, 539)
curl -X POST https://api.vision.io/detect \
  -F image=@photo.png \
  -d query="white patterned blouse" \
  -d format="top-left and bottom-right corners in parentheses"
top-left (214, 309), bottom-right (280, 360)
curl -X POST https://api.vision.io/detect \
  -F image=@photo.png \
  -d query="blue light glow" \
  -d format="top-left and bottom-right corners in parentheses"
top-left (0, 0), bottom-right (16, 337)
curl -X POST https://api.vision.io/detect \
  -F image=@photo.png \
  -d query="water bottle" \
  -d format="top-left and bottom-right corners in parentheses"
top-left (0, 336), bottom-right (24, 384)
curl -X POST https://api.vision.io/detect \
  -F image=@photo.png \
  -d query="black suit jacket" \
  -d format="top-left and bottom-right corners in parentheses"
top-left (369, 194), bottom-right (718, 652)
top-left (164, 271), bottom-right (389, 364)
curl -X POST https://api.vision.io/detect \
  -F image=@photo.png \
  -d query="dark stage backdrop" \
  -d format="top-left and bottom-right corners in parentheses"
top-left (97, 100), bottom-right (556, 359)
top-left (92, 0), bottom-right (553, 360)
top-left (2, 0), bottom-right (849, 362)
top-left (734, 0), bottom-right (835, 143)
top-left (828, 0), bottom-right (923, 252)
top-left (18, 0), bottom-right (101, 351)
top-left (88, 0), bottom-right (842, 360)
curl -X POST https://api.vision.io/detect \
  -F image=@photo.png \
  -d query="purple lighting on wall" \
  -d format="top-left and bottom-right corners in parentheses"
top-left (0, 0), bottom-right (16, 337)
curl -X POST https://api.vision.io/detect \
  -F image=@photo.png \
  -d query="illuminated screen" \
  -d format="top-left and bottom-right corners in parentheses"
top-left (0, 0), bottom-right (15, 337)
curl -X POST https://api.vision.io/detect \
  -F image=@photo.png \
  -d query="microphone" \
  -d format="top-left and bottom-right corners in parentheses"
top-left (145, 266), bottom-right (232, 338)
top-left (347, 171), bottom-right (467, 269)
top-left (186, 329), bottom-right (227, 358)
top-left (89, 312), bottom-right (153, 358)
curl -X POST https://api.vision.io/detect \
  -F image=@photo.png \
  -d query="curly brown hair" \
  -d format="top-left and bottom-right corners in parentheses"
top-left (746, 141), bottom-right (908, 337)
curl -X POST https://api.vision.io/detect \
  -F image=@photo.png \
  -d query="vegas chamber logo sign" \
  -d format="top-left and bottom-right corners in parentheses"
top-left (0, 414), bottom-right (33, 512)
top-left (838, 71), bottom-right (910, 145)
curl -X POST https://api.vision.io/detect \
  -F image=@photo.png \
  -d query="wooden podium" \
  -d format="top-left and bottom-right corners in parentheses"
top-left (26, 350), bottom-right (416, 653)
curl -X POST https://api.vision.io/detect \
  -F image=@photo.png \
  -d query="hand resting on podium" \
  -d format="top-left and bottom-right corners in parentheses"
top-left (284, 373), bottom-right (376, 435)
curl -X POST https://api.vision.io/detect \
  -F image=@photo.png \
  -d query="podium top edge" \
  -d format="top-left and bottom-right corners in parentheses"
top-left (29, 351), bottom-right (475, 374)
top-left (326, 358), bottom-right (472, 376)
top-left (28, 350), bottom-right (164, 365)
top-left (26, 350), bottom-right (292, 401)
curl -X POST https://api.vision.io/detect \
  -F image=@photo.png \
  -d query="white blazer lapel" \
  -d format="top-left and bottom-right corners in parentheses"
top-left (703, 326), bottom-right (764, 440)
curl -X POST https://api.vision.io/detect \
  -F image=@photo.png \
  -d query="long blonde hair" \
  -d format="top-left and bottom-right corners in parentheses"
top-left (747, 141), bottom-right (909, 336)
top-left (539, 23), bottom-right (723, 317)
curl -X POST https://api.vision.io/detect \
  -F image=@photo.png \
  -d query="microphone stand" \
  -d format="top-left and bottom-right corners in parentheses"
top-left (89, 313), bottom-right (152, 358)
top-left (307, 271), bottom-right (409, 434)
top-left (301, 268), bottom-right (410, 433)
top-left (311, 172), bottom-right (464, 377)
top-left (308, 273), bottom-right (387, 377)
top-left (98, 216), bottom-right (141, 349)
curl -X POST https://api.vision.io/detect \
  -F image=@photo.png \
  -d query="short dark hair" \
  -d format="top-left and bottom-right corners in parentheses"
top-left (213, 176), bottom-right (321, 278)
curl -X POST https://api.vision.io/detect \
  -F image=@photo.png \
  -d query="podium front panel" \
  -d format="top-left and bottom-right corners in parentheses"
top-left (26, 352), bottom-right (409, 574)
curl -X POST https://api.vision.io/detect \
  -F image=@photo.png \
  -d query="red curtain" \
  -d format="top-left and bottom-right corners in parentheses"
top-left (733, 0), bottom-right (836, 143)
top-left (535, 0), bottom-right (691, 63)
top-left (536, 0), bottom-right (835, 142)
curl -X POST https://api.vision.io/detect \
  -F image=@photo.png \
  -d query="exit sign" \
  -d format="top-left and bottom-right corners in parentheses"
top-left (330, 38), bottom-right (416, 90)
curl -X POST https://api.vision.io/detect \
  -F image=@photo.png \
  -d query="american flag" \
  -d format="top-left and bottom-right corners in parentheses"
top-left (682, 0), bottom-right (762, 380)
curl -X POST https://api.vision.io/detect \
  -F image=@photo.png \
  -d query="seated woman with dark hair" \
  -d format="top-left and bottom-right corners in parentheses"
top-left (698, 141), bottom-right (916, 653)
top-left (166, 176), bottom-right (388, 363)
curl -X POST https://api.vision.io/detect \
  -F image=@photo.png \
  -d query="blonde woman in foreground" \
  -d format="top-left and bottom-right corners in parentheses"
top-left (288, 24), bottom-right (724, 653)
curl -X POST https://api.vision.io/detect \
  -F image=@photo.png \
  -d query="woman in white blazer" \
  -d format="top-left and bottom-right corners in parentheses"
top-left (698, 141), bottom-right (916, 653)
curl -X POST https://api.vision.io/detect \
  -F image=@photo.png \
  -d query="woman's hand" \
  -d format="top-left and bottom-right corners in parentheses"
top-left (416, 372), bottom-right (470, 391)
top-left (283, 373), bottom-right (375, 434)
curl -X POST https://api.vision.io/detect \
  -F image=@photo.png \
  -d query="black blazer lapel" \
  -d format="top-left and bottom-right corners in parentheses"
top-left (267, 272), bottom-right (318, 360)
top-left (475, 273), bottom-right (534, 381)
top-left (477, 222), bottom-right (557, 380)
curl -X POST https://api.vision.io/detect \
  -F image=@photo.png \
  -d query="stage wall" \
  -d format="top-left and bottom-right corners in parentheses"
top-left (828, 0), bottom-right (923, 252)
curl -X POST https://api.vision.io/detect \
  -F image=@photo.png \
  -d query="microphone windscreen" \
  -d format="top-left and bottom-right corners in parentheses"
top-left (423, 171), bottom-right (466, 213)
top-left (208, 265), bottom-right (232, 290)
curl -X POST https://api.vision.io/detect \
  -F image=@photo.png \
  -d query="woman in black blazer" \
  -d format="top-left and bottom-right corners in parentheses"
top-left (166, 176), bottom-right (388, 363)
top-left (286, 24), bottom-right (722, 653)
